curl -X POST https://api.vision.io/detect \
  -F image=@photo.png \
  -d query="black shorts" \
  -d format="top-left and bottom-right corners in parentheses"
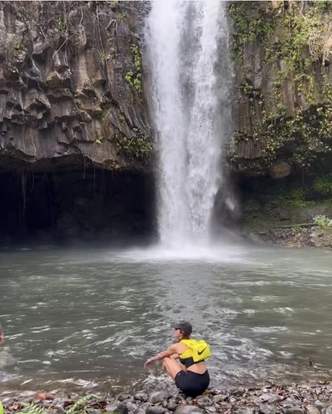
top-left (175, 370), bottom-right (210, 398)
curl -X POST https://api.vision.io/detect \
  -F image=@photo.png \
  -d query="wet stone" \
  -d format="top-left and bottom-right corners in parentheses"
top-left (134, 409), bottom-right (147, 414)
top-left (259, 405), bottom-right (278, 414)
top-left (135, 394), bottom-right (149, 402)
top-left (174, 406), bottom-right (204, 414)
top-left (106, 402), bottom-right (129, 414)
top-left (106, 403), bottom-right (120, 412)
top-left (167, 400), bottom-right (177, 411)
top-left (146, 406), bottom-right (168, 414)
top-left (256, 394), bottom-right (282, 404)
top-left (149, 391), bottom-right (171, 404)
top-left (213, 394), bottom-right (227, 404)
top-left (126, 402), bottom-right (138, 412)
top-left (233, 408), bottom-right (255, 414)
top-left (307, 406), bottom-right (321, 414)
top-left (231, 390), bottom-right (246, 398)
top-left (314, 402), bottom-right (330, 410)
top-left (205, 407), bottom-right (217, 413)
top-left (118, 395), bottom-right (134, 402)
top-left (196, 395), bottom-right (213, 407)
top-left (323, 407), bottom-right (332, 414)
top-left (284, 407), bottom-right (305, 414)
top-left (51, 398), bottom-right (66, 407)
top-left (49, 409), bottom-right (65, 414)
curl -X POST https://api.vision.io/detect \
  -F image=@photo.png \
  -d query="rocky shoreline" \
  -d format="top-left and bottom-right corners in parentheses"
top-left (246, 225), bottom-right (332, 250)
top-left (1, 382), bottom-right (332, 414)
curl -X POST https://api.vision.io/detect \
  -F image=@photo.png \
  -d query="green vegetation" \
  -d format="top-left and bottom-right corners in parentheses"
top-left (229, 1), bottom-right (332, 174)
top-left (14, 395), bottom-right (94, 414)
top-left (57, 16), bottom-right (64, 31)
top-left (313, 215), bottom-right (332, 228)
top-left (124, 44), bottom-right (142, 93)
top-left (229, 2), bottom-right (273, 64)
top-left (115, 134), bottom-right (153, 165)
top-left (312, 174), bottom-right (332, 196)
top-left (99, 49), bottom-right (107, 62)
top-left (13, 42), bottom-right (24, 58)
top-left (116, 12), bottom-right (126, 21)
top-left (243, 177), bottom-right (332, 208)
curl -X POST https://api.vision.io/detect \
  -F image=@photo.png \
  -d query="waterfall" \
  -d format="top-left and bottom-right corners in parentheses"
top-left (145, 1), bottom-right (233, 247)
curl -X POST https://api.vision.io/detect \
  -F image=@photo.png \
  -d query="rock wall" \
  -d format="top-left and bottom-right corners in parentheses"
top-left (229, 0), bottom-right (332, 179)
top-left (0, 1), bottom-right (151, 173)
top-left (2, 1), bottom-right (332, 239)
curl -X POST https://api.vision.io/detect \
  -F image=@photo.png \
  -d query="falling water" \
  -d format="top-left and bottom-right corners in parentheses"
top-left (146, 1), bottom-right (233, 247)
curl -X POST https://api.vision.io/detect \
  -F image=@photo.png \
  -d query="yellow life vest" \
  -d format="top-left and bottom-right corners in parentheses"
top-left (179, 338), bottom-right (211, 362)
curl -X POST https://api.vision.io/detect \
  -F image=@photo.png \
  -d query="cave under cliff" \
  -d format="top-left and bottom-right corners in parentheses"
top-left (0, 161), bottom-right (155, 246)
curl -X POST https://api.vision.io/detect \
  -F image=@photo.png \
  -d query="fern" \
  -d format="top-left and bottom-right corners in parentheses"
top-left (66, 395), bottom-right (95, 414)
top-left (16, 403), bottom-right (48, 414)
top-left (15, 394), bottom-right (96, 414)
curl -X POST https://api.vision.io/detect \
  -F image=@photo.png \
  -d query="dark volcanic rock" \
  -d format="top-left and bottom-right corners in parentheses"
top-left (0, 1), bottom-right (151, 173)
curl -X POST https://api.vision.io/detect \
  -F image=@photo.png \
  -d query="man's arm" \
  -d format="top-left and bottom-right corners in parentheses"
top-left (144, 344), bottom-right (178, 368)
top-left (0, 324), bottom-right (4, 345)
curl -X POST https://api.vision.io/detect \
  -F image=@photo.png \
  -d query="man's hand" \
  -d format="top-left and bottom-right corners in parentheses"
top-left (0, 325), bottom-right (4, 345)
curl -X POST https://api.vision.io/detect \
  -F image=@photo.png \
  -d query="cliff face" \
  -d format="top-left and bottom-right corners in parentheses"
top-left (2, 1), bottom-right (331, 180)
top-left (2, 1), bottom-right (332, 241)
top-left (0, 1), bottom-right (151, 173)
top-left (229, 0), bottom-right (332, 180)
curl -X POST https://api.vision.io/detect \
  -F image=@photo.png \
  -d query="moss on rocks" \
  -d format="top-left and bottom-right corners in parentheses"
top-left (229, 1), bottom-right (332, 177)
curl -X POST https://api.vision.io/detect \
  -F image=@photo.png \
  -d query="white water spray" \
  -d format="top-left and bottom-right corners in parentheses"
top-left (146, 1), bottom-right (233, 247)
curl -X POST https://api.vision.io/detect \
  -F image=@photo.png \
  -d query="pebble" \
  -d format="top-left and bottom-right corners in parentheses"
top-left (49, 409), bottom-right (64, 414)
top-left (212, 394), bottom-right (226, 403)
top-left (256, 394), bottom-right (282, 404)
top-left (135, 409), bottom-right (147, 414)
top-left (320, 406), bottom-right (331, 411)
top-left (149, 391), bottom-right (171, 404)
top-left (258, 404), bottom-right (278, 414)
top-left (135, 394), bottom-right (149, 402)
top-left (106, 402), bottom-right (129, 414)
top-left (146, 405), bottom-right (168, 414)
top-left (119, 394), bottom-right (134, 402)
top-left (196, 396), bottom-right (213, 408)
top-left (204, 407), bottom-right (216, 413)
top-left (323, 407), bottom-right (332, 414)
top-left (106, 403), bottom-right (121, 412)
top-left (232, 408), bottom-right (254, 414)
top-left (284, 407), bottom-right (305, 414)
top-left (167, 400), bottom-right (177, 411)
top-left (174, 406), bottom-right (204, 414)
top-left (307, 406), bottom-right (321, 414)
